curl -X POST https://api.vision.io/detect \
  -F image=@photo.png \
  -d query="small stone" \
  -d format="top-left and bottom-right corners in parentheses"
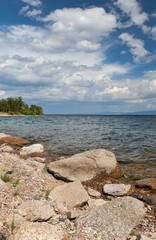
top-left (103, 184), bottom-right (131, 196)
top-left (87, 187), bottom-right (101, 198)
top-left (20, 144), bottom-right (44, 156)
top-left (137, 235), bottom-right (153, 240)
top-left (0, 145), bottom-right (14, 152)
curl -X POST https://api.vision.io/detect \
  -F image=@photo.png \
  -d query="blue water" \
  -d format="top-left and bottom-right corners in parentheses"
top-left (0, 115), bottom-right (156, 166)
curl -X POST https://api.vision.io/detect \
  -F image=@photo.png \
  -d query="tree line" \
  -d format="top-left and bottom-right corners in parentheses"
top-left (0, 97), bottom-right (43, 115)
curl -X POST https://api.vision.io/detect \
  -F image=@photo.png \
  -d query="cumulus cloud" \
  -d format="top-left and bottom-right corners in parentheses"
top-left (42, 7), bottom-right (117, 38)
top-left (144, 70), bottom-right (156, 79)
top-left (115, 0), bottom-right (148, 25)
top-left (21, 0), bottom-right (42, 7)
top-left (25, 9), bottom-right (42, 17)
top-left (119, 33), bottom-right (148, 63)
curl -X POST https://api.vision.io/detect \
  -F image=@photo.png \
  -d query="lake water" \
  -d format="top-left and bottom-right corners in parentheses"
top-left (0, 115), bottom-right (156, 177)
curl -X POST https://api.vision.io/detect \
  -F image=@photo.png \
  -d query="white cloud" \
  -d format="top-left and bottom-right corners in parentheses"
top-left (25, 9), bottom-right (42, 17)
top-left (144, 70), bottom-right (156, 79)
top-left (42, 7), bottom-right (117, 38)
top-left (115, 0), bottom-right (148, 25)
top-left (0, 5), bottom-right (155, 107)
top-left (21, 0), bottom-right (42, 7)
top-left (19, 5), bottom-right (29, 15)
top-left (76, 40), bottom-right (100, 52)
top-left (119, 33), bottom-right (148, 63)
top-left (151, 26), bottom-right (156, 40)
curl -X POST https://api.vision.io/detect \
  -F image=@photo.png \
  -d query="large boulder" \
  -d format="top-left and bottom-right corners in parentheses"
top-left (77, 196), bottom-right (146, 240)
top-left (20, 144), bottom-right (44, 156)
top-left (17, 200), bottom-right (54, 222)
top-left (48, 149), bottom-right (123, 182)
top-left (49, 180), bottom-right (89, 208)
top-left (103, 184), bottom-right (132, 196)
top-left (14, 222), bottom-right (64, 240)
top-left (0, 136), bottom-right (29, 145)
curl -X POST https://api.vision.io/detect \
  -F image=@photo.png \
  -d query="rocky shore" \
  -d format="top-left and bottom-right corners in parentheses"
top-left (0, 133), bottom-right (155, 240)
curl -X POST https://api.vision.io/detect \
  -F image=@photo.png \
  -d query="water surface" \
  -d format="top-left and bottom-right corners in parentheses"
top-left (0, 115), bottom-right (155, 176)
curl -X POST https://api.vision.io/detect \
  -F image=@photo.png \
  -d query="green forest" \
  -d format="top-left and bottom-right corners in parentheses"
top-left (0, 97), bottom-right (43, 115)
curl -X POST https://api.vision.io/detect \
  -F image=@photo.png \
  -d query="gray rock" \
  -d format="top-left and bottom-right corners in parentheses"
top-left (14, 222), bottom-right (64, 240)
top-left (0, 145), bottom-right (14, 153)
top-left (137, 235), bottom-right (153, 240)
top-left (17, 200), bottom-right (55, 222)
top-left (87, 187), bottom-right (101, 197)
top-left (48, 149), bottom-right (121, 182)
top-left (49, 180), bottom-right (89, 208)
top-left (0, 178), bottom-right (5, 187)
top-left (77, 196), bottom-right (146, 240)
top-left (88, 198), bottom-right (107, 208)
top-left (135, 178), bottom-right (156, 190)
top-left (20, 144), bottom-right (44, 156)
top-left (103, 183), bottom-right (131, 196)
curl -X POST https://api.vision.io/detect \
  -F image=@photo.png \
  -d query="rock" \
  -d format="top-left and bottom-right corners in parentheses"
top-left (88, 198), bottom-right (107, 208)
top-left (77, 196), bottom-right (146, 240)
top-left (135, 178), bottom-right (156, 190)
top-left (17, 200), bottom-right (55, 222)
top-left (48, 149), bottom-right (122, 182)
top-left (69, 209), bottom-right (85, 219)
top-left (131, 192), bottom-right (156, 205)
top-left (137, 235), bottom-right (153, 240)
top-left (0, 179), bottom-right (5, 187)
top-left (53, 201), bottom-right (71, 217)
top-left (87, 187), bottom-right (101, 198)
top-left (49, 180), bottom-right (89, 208)
top-left (14, 222), bottom-right (64, 240)
top-left (103, 184), bottom-right (132, 196)
top-left (6, 214), bottom-right (25, 234)
top-left (20, 144), bottom-right (44, 156)
top-left (0, 136), bottom-right (29, 145)
top-left (0, 145), bottom-right (14, 153)
top-left (0, 133), bottom-right (10, 139)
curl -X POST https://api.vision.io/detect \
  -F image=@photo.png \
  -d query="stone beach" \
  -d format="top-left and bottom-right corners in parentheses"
top-left (0, 133), bottom-right (155, 240)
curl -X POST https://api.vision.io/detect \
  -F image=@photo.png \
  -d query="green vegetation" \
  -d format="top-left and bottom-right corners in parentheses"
top-left (0, 97), bottom-right (43, 115)
top-left (45, 189), bottom-right (51, 200)
top-left (13, 190), bottom-right (20, 196)
top-left (13, 179), bottom-right (20, 187)
top-left (1, 173), bottom-right (12, 182)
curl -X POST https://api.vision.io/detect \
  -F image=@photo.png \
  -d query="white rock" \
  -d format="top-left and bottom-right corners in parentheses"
top-left (103, 184), bottom-right (131, 196)
top-left (88, 198), bottom-right (107, 208)
top-left (20, 144), bottom-right (44, 156)
top-left (49, 180), bottom-right (89, 208)
top-left (0, 133), bottom-right (10, 139)
top-left (17, 200), bottom-right (54, 221)
top-left (14, 222), bottom-right (64, 240)
top-left (87, 187), bottom-right (101, 197)
top-left (0, 145), bottom-right (14, 152)
top-left (48, 149), bottom-right (122, 182)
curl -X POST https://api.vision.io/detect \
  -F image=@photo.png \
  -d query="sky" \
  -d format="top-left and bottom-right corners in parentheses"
top-left (0, 0), bottom-right (156, 114)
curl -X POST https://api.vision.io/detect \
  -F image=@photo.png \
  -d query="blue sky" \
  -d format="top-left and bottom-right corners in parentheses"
top-left (0, 0), bottom-right (156, 114)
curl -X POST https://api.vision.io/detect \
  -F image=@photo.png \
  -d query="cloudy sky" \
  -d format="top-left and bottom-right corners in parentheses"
top-left (0, 0), bottom-right (156, 114)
